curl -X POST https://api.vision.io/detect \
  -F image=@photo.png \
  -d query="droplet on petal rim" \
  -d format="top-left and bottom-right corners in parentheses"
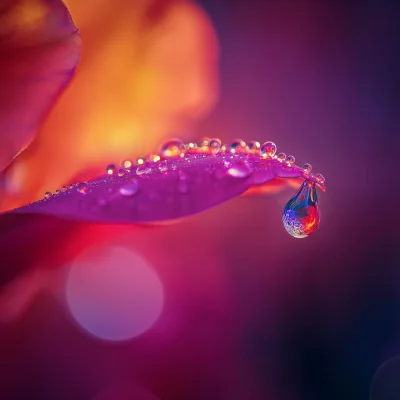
top-left (160, 139), bottom-right (184, 158)
top-left (260, 141), bottom-right (277, 158)
top-left (3, 139), bottom-right (326, 232)
top-left (106, 164), bottom-right (117, 175)
top-left (0, 0), bottom-right (82, 171)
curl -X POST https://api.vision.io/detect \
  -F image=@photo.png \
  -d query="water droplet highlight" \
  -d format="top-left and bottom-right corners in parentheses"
top-left (106, 164), bottom-right (117, 175)
top-left (302, 163), bottom-right (312, 173)
top-left (117, 169), bottom-right (125, 177)
top-left (227, 163), bottom-right (253, 178)
top-left (158, 160), bottom-right (168, 172)
top-left (122, 159), bottom-right (133, 169)
top-left (160, 139), bottom-right (184, 158)
top-left (119, 180), bottom-right (139, 197)
top-left (44, 191), bottom-right (52, 199)
top-left (260, 141), bottom-right (277, 158)
top-left (282, 180), bottom-right (320, 238)
top-left (77, 182), bottom-right (89, 195)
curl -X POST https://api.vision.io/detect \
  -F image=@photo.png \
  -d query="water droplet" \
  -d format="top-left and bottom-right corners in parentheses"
top-left (260, 141), bottom-right (277, 158)
top-left (136, 158), bottom-right (145, 165)
top-left (229, 139), bottom-right (246, 154)
top-left (55, 189), bottom-right (61, 194)
top-left (119, 180), bottom-right (139, 197)
top-left (117, 169), bottom-right (125, 177)
top-left (277, 152), bottom-right (286, 162)
top-left (184, 154), bottom-right (191, 161)
top-left (209, 138), bottom-right (222, 154)
top-left (286, 155), bottom-right (295, 165)
top-left (158, 160), bottom-right (168, 172)
top-left (227, 163), bottom-right (253, 178)
top-left (69, 184), bottom-right (75, 189)
top-left (302, 163), bottom-right (312, 173)
top-left (246, 141), bottom-right (261, 154)
top-left (282, 180), bottom-right (320, 238)
top-left (147, 154), bottom-right (161, 163)
top-left (77, 182), bottom-right (89, 195)
top-left (61, 186), bottom-right (68, 192)
top-left (160, 139), bottom-right (184, 158)
top-left (106, 164), bottom-right (117, 175)
top-left (122, 159), bottom-right (133, 169)
top-left (44, 191), bottom-right (52, 199)
top-left (315, 173), bottom-right (325, 184)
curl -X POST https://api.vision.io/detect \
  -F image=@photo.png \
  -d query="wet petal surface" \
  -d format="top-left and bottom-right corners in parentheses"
top-left (4, 140), bottom-right (326, 223)
top-left (0, 0), bottom-right (81, 171)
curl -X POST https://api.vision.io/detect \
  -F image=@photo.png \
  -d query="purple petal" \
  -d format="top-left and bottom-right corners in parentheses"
top-left (0, 0), bottom-right (82, 171)
top-left (4, 141), bottom-right (326, 223)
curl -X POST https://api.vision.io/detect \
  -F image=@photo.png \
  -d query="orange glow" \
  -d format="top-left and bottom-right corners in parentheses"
top-left (1, 0), bottom-right (219, 210)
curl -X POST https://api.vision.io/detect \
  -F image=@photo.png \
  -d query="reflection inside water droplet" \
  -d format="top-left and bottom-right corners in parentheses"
top-left (76, 182), bottom-right (88, 195)
top-left (282, 180), bottom-right (320, 238)
top-left (106, 164), bottom-right (117, 175)
top-left (160, 139), bottom-right (184, 158)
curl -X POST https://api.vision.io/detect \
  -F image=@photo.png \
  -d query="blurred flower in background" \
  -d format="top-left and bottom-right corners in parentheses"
top-left (0, 0), bottom-right (219, 210)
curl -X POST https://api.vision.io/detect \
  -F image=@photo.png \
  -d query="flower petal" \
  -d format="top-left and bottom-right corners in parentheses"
top-left (4, 141), bottom-right (325, 223)
top-left (0, 0), bottom-right (82, 171)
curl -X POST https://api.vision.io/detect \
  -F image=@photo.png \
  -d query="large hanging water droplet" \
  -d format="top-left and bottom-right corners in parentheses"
top-left (260, 141), bottom-right (277, 158)
top-left (76, 182), bottom-right (88, 195)
top-left (119, 180), bottom-right (139, 197)
top-left (282, 180), bottom-right (320, 238)
top-left (160, 139), bottom-right (184, 158)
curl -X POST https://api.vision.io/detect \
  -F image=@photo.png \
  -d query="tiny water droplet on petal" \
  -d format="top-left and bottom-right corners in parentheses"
top-left (282, 180), bottom-right (320, 238)
top-left (44, 191), bottom-right (52, 199)
top-left (302, 163), bottom-right (312, 173)
top-left (122, 159), bottom-right (133, 169)
top-left (315, 173), bottom-right (325, 184)
top-left (209, 138), bottom-right (222, 154)
top-left (158, 160), bottom-right (168, 172)
top-left (161, 139), bottom-right (184, 158)
top-left (61, 186), bottom-right (68, 192)
top-left (117, 169), bottom-right (125, 177)
top-left (106, 164), bottom-right (117, 175)
top-left (77, 182), bottom-right (89, 195)
top-left (286, 155), bottom-right (295, 165)
top-left (227, 163), bottom-right (253, 178)
top-left (119, 180), bottom-right (139, 197)
top-left (277, 152), bottom-right (286, 162)
top-left (229, 139), bottom-right (246, 154)
top-left (260, 141), bottom-right (277, 158)
top-left (137, 158), bottom-right (145, 165)
top-left (246, 141), bottom-right (261, 154)
top-left (55, 189), bottom-right (61, 194)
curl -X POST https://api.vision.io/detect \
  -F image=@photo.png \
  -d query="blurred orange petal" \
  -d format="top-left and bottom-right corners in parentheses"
top-left (0, 0), bottom-right (81, 172)
top-left (2, 0), bottom-right (219, 210)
